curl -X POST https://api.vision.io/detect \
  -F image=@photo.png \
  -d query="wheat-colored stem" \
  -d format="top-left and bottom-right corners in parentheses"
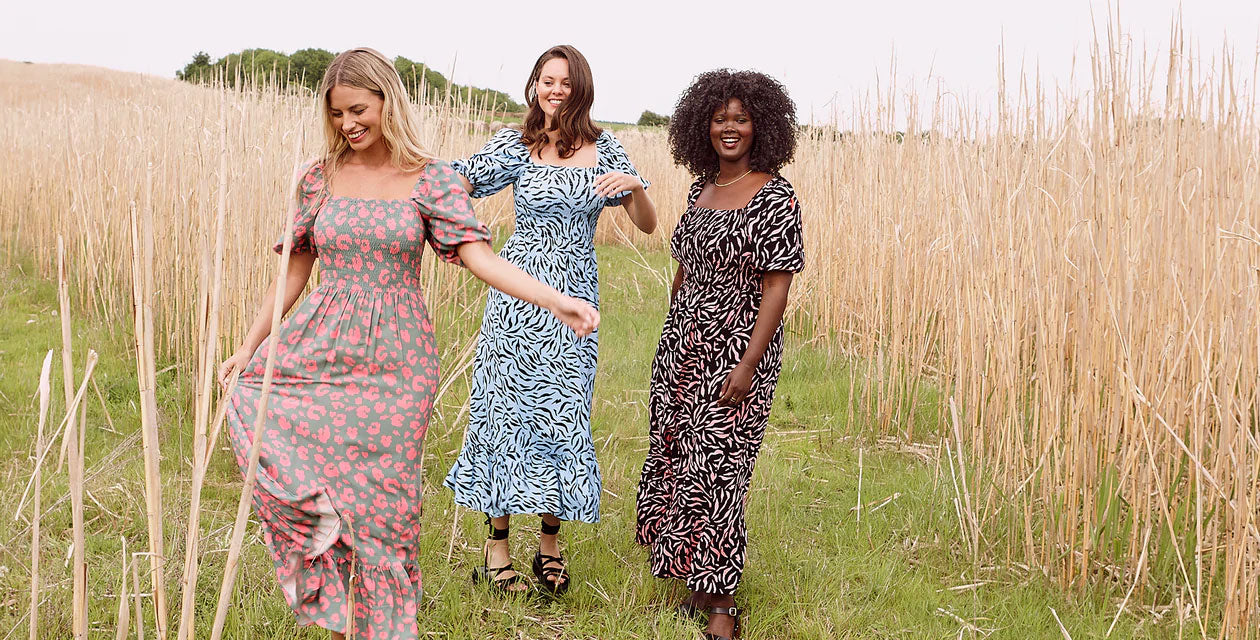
top-left (130, 551), bottom-right (144, 640)
top-left (176, 85), bottom-right (232, 640)
top-left (67, 349), bottom-right (99, 639)
top-left (209, 132), bottom-right (306, 640)
top-left (115, 537), bottom-right (130, 640)
top-left (55, 237), bottom-right (73, 471)
top-left (28, 351), bottom-right (53, 640)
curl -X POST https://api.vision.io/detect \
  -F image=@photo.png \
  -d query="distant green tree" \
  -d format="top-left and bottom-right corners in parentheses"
top-left (394, 56), bottom-right (448, 95)
top-left (637, 110), bottom-right (670, 127)
top-left (200, 48), bottom-right (292, 87)
top-left (289, 48), bottom-right (334, 91)
top-left (176, 51), bottom-right (213, 83)
top-left (394, 56), bottom-right (523, 112)
top-left (175, 49), bottom-right (524, 111)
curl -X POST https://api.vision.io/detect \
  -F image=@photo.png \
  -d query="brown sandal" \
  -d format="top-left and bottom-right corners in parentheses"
top-left (701, 604), bottom-right (741, 640)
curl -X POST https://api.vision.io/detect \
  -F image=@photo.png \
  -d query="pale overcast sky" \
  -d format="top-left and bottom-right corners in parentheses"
top-left (4, 0), bottom-right (1258, 123)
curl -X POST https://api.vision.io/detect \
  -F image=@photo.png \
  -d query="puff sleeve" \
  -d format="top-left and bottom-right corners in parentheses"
top-left (412, 160), bottom-right (493, 266)
top-left (272, 160), bottom-right (326, 256)
top-left (449, 127), bottom-right (529, 198)
top-left (596, 132), bottom-right (650, 207)
top-left (749, 179), bottom-right (805, 273)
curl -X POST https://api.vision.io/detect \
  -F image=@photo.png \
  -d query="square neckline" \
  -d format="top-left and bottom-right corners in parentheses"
top-left (524, 132), bottom-right (604, 170)
top-left (690, 176), bottom-right (779, 213)
top-left (323, 161), bottom-right (435, 203)
top-left (328, 195), bottom-right (412, 204)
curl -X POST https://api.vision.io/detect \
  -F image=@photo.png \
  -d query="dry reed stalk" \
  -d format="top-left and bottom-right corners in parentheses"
top-left (948, 398), bottom-right (979, 567)
top-left (1050, 606), bottom-right (1073, 639)
top-left (115, 537), bottom-right (130, 640)
top-left (201, 376), bottom-right (238, 472)
top-left (90, 378), bottom-right (117, 434)
top-left (67, 349), bottom-right (99, 639)
top-left (28, 350), bottom-right (53, 640)
top-left (1108, 525), bottom-right (1153, 636)
top-left (856, 448), bottom-right (864, 524)
top-left (130, 552), bottom-right (144, 640)
top-left (130, 167), bottom-right (167, 638)
top-left (56, 237), bottom-right (74, 471)
top-left (12, 348), bottom-right (101, 519)
top-left (175, 86), bottom-right (232, 640)
top-left (209, 131), bottom-right (305, 640)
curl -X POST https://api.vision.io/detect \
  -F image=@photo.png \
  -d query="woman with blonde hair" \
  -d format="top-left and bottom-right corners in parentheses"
top-left (218, 47), bottom-right (599, 639)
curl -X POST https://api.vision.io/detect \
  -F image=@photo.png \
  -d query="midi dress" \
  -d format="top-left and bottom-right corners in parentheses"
top-left (443, 127), bottom-right (648, 523)
top-left (636, 176), bottom-right (804, 595)
top-left (226, 159), bottom-right (491, 639)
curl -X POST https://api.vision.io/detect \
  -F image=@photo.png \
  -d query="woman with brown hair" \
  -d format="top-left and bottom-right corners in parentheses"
top-left (443, 44), bottom-right (657, 595)
top-left (218, 47), bottom-right (599, 639)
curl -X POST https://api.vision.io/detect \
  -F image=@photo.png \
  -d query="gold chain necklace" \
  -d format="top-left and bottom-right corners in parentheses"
top-left (714, 169), bottom-right (753, 187)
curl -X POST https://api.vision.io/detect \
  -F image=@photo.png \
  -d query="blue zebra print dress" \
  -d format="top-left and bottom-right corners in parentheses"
top-left (444, 127), bottom-right (648, 523)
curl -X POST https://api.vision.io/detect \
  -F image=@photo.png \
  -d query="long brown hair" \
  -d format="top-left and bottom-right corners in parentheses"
top-left (521, 45), bottom-right (602, 159)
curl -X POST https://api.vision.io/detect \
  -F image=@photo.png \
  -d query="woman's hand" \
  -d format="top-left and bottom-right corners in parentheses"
top-left (595, 171), bottom-right (656, 233)
top-left (716, 362), bottom-right (755, 407)
top-left (549, 295), bottom-right (600, 338)
top-left (593, 171), bottom-right (644, 199)
top-left (218, 347), bottom-right (254, 390)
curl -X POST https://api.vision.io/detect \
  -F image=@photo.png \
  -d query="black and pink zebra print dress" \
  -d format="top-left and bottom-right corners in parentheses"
top-left (636, 175), bottom-right (804, 595)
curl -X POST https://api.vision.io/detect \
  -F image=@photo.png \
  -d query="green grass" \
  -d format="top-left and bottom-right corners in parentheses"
top-left (0, 248), bottom-right (1179, 639)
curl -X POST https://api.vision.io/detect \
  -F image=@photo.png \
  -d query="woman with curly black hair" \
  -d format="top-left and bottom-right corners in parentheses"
top-left (636, 69), bottom-right (804, 640)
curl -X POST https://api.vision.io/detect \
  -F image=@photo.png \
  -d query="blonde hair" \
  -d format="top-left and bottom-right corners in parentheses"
top-left (316, 47), bottom-right (434, 184)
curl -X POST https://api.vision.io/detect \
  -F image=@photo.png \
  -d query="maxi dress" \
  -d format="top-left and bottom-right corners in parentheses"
top-left (635, 176), bottom-right (805, 595)
top-left (226, 159), bottom-right (491, 639)
top-left (443, 127), bottom-right (647, 523)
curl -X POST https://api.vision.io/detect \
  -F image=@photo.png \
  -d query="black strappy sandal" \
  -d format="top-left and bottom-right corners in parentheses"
top-left (701, 604), bottom-right (742, 640)
top-left (472, 516), bottom-right (528, 594)
top-left (531, 518), bottom-right (570, 595)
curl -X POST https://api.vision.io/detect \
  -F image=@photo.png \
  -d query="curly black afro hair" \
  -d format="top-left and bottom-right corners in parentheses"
top-left (668, 69), bottom-right (797, 179)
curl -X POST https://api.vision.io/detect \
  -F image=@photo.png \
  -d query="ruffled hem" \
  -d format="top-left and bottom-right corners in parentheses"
top-left (640, 536), bottom-right (742, 596)
top-left (262, 483), bottom-right (424, 638)
top-left (442, 453), bottom-right (602, 523)
top-left (226, 405), bottom-right (424, 639)
top-left (650, 563), bottom-right (740, 596)
top-left (445, 485), bottom-right (600, 523)
top-left (285, 552), bottom-right (424, 638)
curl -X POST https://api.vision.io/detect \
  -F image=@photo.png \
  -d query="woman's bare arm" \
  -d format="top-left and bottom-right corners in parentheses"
top-left (218, 253), bottom-right (317, 386)
top-left (716, 271), bottom-right (794, 406)
top-left (456, 241), bottom-right (599, 337)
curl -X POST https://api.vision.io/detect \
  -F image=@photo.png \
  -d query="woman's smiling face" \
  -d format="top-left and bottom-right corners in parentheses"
top-left (710, 98), bottom-right (754, 164)
top-left (328, 85), bottom-right (385, 151)
top-left (535, 57), bottom-right (571, 122)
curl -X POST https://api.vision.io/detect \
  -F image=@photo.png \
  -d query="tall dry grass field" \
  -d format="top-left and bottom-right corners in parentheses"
top-left (611, 25), bottom-right (1260, 634)
top-left (0, 19), bottom-right (1257, 637)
